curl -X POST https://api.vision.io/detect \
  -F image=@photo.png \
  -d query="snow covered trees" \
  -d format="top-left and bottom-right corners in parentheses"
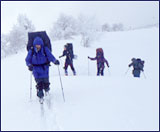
top-left (1, 13), bottom-right (126, 59)
top-left (9, 14), bottom-right (35, 51)
top-left (112, 23), bottom-right (124, 31)
top-left (50, 13), bottom-right (125, 47)
top-left (77, 15), bottom-right (100, 47)
top-left (50, 14), bottom-right (77, 40)
top-left (1, 34), bottom-right (10, 58)
top-left (102, 23), bottom-right (124, 32)
top-left (102, 23), bottom-right (111, 32)
top-left (1, 14), bottom-right (35, 58)
top-left (50, 14), bottom-right (99, 47)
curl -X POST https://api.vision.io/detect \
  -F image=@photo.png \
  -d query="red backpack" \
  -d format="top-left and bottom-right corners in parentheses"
top-left (96, 48), bottom-right (104, 57)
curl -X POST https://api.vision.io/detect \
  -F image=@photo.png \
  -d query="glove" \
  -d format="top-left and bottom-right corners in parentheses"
top-left (54, 60), bottom-right (60, 65)
top-left (88, 56), bottom-right (90, 59)
top-left (28, 64), bottom-right (33, 71)
top-left (59, 56), bottom-right (62, 58)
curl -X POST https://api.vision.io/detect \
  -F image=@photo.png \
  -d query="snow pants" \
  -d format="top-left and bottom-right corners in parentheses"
top-left (64, 61), bottom-right (76, 75)
top-left (97, 63), bottom-right (104, 76)
top-left (132, 69), bottom-right (141, 77)
top-left (97, 67), bottom-right (104, 76)
top-left (35, 78), bottom-right (50, 98)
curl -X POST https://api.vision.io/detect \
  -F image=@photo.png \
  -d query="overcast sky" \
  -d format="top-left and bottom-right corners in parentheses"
top-left (1, 1), bottom-right (159, 34)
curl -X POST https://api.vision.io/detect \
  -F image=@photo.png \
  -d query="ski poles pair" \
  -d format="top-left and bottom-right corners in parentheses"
top-left (125, 67), bottom-right (146, 79)
top-left (29, 66), bottom-right (65, 102)
top-left (124, 67), bottom-right (130, 76)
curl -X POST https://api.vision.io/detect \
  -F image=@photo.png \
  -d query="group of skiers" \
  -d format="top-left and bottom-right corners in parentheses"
top-left (25, 31), bottom-right (145, 102)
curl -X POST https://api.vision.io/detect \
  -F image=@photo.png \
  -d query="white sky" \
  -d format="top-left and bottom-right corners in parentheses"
top-left (1, 1), bottom-right (159, 34)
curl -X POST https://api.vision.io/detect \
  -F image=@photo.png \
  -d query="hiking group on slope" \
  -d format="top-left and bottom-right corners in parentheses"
top-left (25, 31), bottom-right (145, 102)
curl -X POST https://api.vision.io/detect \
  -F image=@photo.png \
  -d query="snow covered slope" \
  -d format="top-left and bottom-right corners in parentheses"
top-left (1, 27), bottom-right (159, 131)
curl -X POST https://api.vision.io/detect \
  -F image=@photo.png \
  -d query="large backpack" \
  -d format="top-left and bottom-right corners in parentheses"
top-left (27, 31), bottom-right (52, 52)
top-left (133, 58), bottom-right (144, 70)
top-left (137, 58), bottom-right (144, 70)
top-left (66, 43), bottom-right (74, 59)
top-left (96, 48), bottom-right (104, 57)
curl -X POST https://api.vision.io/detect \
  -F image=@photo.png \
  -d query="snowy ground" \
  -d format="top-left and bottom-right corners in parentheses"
top-left (1, 27), bottom-right (159, 131)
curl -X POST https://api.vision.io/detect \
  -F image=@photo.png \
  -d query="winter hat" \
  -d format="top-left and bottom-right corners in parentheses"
top-left (33, 37), bottom-right (44, 46)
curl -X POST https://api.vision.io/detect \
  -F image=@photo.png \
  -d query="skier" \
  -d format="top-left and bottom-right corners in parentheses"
top-left (59, 43), bottom-right (76, 76)
top-left (25, 36), bottom-right (60, 103)
top-left (88, 48), bottom-right (109, 76)
top-left (128, 58), bottom-right (145, 77)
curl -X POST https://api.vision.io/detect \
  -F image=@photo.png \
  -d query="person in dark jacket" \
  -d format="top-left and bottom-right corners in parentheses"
top-left (88, 48), bottom-right (109, 76)
top-left (59, 45), bottom-right (76, 76)
top-left (128, 58), bottom-right (145, 77)
top-left (25, 36), bottom-right (60, 102)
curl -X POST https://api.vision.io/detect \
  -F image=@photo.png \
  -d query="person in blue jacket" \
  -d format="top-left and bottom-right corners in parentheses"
top-left (25, 36), bottom-right (60, 101)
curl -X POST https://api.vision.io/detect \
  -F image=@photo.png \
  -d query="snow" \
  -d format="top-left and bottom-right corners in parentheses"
top-left (1, 27), bottom-right (159, 131)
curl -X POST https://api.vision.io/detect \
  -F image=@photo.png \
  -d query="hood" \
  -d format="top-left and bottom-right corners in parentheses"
top-left (33, 37), bottom-right (44, 53)
top-left (33, 37), bottom-right (44, 47)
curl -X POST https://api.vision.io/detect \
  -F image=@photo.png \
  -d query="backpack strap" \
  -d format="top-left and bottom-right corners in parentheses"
top-left (30, 47), bottom-right (51, 66)
top-left (43, 47), bottom-right (51, 65)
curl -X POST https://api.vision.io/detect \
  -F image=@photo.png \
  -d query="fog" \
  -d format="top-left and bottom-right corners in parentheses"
top-left (1, 1), bottom-right (159, 34)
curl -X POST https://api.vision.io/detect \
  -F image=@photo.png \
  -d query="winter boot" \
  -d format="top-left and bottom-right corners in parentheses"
top-left (65, 70), bottom-right (68, 76)
top-left (36, 82), bottom-right (44, 100)
top-left (73, 70), bottom-right (76, 76)
top-left (37, 90), bottom-right (44, 98)
top-left (44, 82), bottom-right (50, 95)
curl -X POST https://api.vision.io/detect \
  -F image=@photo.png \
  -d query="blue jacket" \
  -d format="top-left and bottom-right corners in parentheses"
top-left (25, 37), bottom-right (56, 79)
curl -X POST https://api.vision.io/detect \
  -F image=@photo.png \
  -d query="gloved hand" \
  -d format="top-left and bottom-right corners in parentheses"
top-left (28, 64), bottom-right (33, 71)
top-left (88, 56), bottom-right (90, 59)
top-left (59, 56), bottom-right (62, 58)
top-left (54, 60), bottom-right (60, 65)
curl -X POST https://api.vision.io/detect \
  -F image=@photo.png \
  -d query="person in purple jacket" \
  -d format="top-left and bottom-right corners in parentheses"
top-left (25, 36), bottom-right (59, 101)
top-left (88, 48), bottom-right (109, 76)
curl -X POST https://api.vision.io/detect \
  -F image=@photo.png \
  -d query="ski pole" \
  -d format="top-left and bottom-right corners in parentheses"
top-left (125, 67), bottom-right (130, 76)
top-left (88, 58), bottom-right (89, 76)
top-left (30, 72), bottom-right (32, 100)
top-left (59, 58), bottom-right (63, 66)
top-left (57, 65), bottom-right (65, 102)
top-left (142, 71), bottom-right (146, 79)
top-left (59, 58), bottom-right (65, 71)
top-left (108, 68), bottom-right (111, 76)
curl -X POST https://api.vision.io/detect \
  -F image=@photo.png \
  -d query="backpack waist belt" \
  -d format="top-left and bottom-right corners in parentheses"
top-left (134, 68), bottom-right (141, 70)
top-left (32, 62), bottom-right (50, 67)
